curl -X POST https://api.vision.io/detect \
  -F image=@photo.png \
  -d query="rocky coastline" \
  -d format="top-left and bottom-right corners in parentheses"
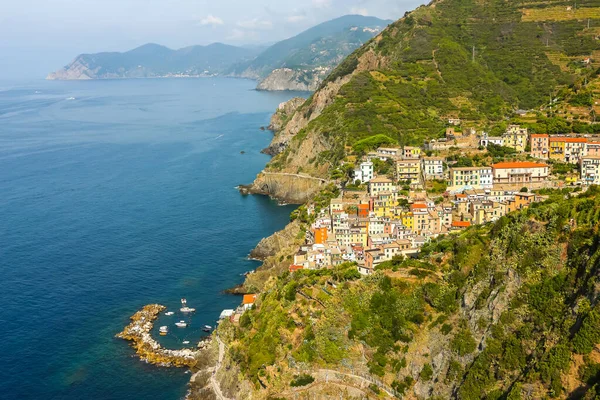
top-left (116, 304), bottom-right (211, 368)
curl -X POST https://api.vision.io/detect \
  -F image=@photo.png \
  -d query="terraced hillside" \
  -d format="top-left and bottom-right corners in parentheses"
top-left (259, 0), bottom-right (600, 183)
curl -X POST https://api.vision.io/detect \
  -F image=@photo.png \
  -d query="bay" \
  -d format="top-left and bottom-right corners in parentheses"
top-left (0, 78), bottom-right (303, 399)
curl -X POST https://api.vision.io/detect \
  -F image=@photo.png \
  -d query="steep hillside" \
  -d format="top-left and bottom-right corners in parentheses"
top-left (230, 15), bottom-right (391, 89)
top-left (255, 0), bottom-right (600, 189)
top-left (216, 186), bottom-right (600, 399)
top-left (47, 43), bottom-right (258, 80)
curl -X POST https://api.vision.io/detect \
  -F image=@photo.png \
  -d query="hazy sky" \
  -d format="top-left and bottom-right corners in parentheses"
top-left (0, 0), bottom-right (425, 79)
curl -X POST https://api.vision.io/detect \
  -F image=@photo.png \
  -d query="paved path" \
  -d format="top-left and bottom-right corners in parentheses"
top-left (317, 369), bottom-right (396, 398)
top-left (209, 335), bottom-right (231, 400)
top-left (261, 171), bottom-right (329, 183)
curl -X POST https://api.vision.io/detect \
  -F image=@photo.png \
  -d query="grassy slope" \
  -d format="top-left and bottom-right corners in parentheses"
top-left (269, 0), bottom-right (600, 172)
top-left (228, 186), bottom-right (600, 399)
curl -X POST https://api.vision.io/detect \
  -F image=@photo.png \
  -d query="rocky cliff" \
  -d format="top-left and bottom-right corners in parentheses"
top-left (241, 172), bottom-right (327, 204)
top-left (256, 68), bottom-right (325, 92)
top-left (244, 48), bottom-right (386, 202)
top-left (230, 219), bottom-right (305, 294)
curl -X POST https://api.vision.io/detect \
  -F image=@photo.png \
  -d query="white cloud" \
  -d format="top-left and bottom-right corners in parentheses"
top-left (350, 7), bottom-right (369, 16)
top-left (237, 18), bottom-right (273, 30)
top-left (287, 15), bottom-right (306, 23)
top-left (199, 14), bottom-right (224, 27)
top-left (312, 0), bottom-right (332, 9)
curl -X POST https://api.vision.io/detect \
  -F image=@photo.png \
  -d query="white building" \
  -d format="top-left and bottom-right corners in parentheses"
top-left (480, 132), bottom-right (504, 147)
top-left (581, 156), bottom-right (600, 185)
top-left (421, 157), bottom-right (444, 180)
top-left (353, 161), bottom-right (374, 183)
top-left (479, 167), bottom-right (493, 188)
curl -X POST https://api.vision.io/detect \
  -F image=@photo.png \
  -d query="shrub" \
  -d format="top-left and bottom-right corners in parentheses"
top-left (420, 363), bottom-right (434, 381)
top-left (451, 329), bottom-right (477, 356)
top-left (290, 374), bottom-right (315, 387)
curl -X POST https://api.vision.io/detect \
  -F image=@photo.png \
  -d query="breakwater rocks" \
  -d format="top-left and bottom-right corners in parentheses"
top-left (116, 304), bottom-right (208, 368)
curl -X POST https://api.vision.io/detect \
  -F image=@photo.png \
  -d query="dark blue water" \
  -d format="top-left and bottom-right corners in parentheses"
top-left (0, 78), bottom-right (302, 399)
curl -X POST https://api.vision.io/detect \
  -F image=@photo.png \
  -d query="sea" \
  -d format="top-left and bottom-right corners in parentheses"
top-left (0, 78), bottom-right (304, 399)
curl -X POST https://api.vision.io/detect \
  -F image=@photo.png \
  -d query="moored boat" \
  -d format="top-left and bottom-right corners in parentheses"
top-left (159, 326), bottom-right (168, 336)
top-left (175, 320), bottom-right (187, 328)
top-left (180, 298), bottom-right (195, 313)
top-left (202, 325), bottom-right (212, 332)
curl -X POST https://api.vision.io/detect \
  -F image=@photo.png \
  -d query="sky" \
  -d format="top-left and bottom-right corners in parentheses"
top-left (0, 0), bottom-right (425, 79)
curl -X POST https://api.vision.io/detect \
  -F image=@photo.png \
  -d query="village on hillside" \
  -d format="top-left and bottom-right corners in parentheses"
top-left (292, 123), bottom-right (600, 275)
top-left (228, 122), bottom-right (600, 317)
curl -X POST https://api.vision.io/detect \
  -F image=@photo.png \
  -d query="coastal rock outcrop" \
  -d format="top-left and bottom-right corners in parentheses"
top-left (250, 219), bottom-right (302, 260)
top-left (116, 304), bottom-right (209, 368)
top-left (267, 97), bottom-right (306, 133)
top-left (243, 172), bottom-right (328, 204)
top-left (257, 68), bottom-right (325, 92)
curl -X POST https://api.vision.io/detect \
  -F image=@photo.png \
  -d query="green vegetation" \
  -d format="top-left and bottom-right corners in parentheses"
top-left (231, 186), bottom-right (600, 398)
top-left (268, 0), bottom-right (600, 174)
top-left (290, 374), bottom-right (315, 387)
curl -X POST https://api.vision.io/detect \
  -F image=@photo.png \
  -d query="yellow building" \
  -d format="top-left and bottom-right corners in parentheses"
top-left (369, 176), bottom-right (394, 196)
top-left (403, 146), bottom-right (422, 159)
top-left (503, 125), bottom-right (528, 152)
top-left (401, 211), bottom-right (414, 230)
top-left (549, 138), bottom-right (566, 161)
top-left (396, 158), bottom-right (421, 184)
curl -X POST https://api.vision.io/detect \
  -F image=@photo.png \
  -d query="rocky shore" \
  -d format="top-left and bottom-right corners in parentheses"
top-left (116, 304), bottom-right (209, 368)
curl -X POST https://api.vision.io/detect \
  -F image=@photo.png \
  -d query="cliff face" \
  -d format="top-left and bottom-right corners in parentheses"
top-left (47, 59), bottom-right (96, 80)
top-left (244, 172), bottom-right (327, 204)
top-left (256, 68), bottom-right (325, 92)
top-left (233, 219), bottom-right (305, 294)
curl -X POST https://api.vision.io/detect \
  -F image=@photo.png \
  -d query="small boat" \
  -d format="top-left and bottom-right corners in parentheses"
top-left (180, 298), bottom-right (195, 313)
top-left (159, 326), bottom-right (168, 336)
top-left (175, 321), bottom-right (187, 328)
top-left (165, 311), bottom-right (174, 316)
top-left (66, 97), bottom-right (75, 100)
top-left (202, 325), bottom-right (212, 332)
top-left (182, 341), bottom-right (190, 345)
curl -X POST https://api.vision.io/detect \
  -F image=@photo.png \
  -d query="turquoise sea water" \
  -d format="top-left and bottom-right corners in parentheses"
top-left (0, 78), bottom-right (302, 399)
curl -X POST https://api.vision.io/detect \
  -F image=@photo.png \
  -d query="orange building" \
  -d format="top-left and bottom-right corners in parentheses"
top-left (451, 220), bottom-right (471, 230)
top-left (507, 193), bottom-right (537, 213)
top-left (289, 265), bottom-right (304, 273)
top-left (242, 294), bottom-right (257, 310)
top-left (358, 203), bottom-right (370, 218)
top-left (313, 227), bottom-right (328, 244)
top-left (530, 134), bottom-right (549, 159)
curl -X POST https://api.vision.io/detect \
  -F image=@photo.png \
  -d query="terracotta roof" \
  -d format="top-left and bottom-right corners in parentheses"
top-left (289, 265), bottom-right (304, 272)
top-left (530, 134), bottom-right (549, 138)
top-left (492, 161), bottom-right (548, 169)
top-left (452, 221), bottom-right (471, 228)
top-left (242, 294), bottom-right (257, 305)
top-left (411, 203), bottom-right (428, 210)
top-left (549, 137), bottom-right (587, 143)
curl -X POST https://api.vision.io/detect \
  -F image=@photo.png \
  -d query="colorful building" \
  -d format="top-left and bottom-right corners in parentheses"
top-left (581, 156), bottom-right (600, 185)
top-left (491, 161), bottom-right (549, 185)
top-left (369, 176), bottom-right (394, 196)
top-left (530, 134), bottom-right (549, 159)
top-left (503, 125), bottom-right (528, 152)
top-left (449, 167), bottom-right (492, 189)
top-left (395, 158), bottom-right (421, 184)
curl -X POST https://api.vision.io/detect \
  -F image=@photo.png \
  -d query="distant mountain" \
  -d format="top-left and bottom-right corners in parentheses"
top-left (231, 15), bottom-right (392, 90)
top-left (47, 43), bottom-right (259, 80)
top-left (47, 15), bottom-right (391, 87)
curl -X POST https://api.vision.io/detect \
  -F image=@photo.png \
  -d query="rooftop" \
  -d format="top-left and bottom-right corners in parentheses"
top-left (492, 161), bottom-right (548, 169)
top-left (242, 294), bottom-right (257, 305)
